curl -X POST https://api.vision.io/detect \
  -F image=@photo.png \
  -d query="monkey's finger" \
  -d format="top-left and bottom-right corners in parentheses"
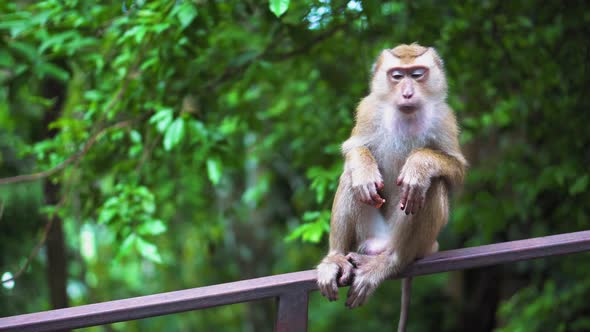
top-left (370, 192), bottom-right (385, 208)
top-left (399, 184), bottom-right (409, 210)
top-left (357, 188), bottom-right (370, 205)
top-left (405, 187), bottom-right (415, 215)
top-left (361, 186), bottom-right (371, 204)
top-left (376, 181), bottom-right (385, 191)
top-left (410, 191), bottom-right (420, 214)
top-left (396, 176), bottom-right (403, 186)
top-left (374, 198), bottom-right (384, 209)
top-left (367, 184), bottom-right (379, 205)
top-left (414, 194), bottom-right (426, 214)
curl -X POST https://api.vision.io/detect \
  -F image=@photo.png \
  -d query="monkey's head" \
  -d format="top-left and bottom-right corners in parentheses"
top-left (370, 43), bottom-right (448, 115)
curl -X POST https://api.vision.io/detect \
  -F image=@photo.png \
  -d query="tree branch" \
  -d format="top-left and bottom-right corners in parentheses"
top-left (204, 19), bottom-right (351, 91)
top-left (1, 145), bottom-right (84, 285)
top-left (1, 194), bottom-right (67, 284)
top-left (0, 120), bottom-right (133, 186)
top-left (267, 23), bottom-right (347, 61)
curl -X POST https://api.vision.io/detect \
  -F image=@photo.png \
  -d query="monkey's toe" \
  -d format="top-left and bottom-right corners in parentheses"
top-left (345, 284), bottom-right (369, 308)
top-left (338, 266), bottom-right (353, 286)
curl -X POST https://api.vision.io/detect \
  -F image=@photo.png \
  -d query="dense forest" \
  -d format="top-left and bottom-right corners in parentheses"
top-left (1, 1), bottom-right (589, 331)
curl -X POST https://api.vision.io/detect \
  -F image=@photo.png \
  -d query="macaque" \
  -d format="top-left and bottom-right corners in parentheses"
top-left (316, 43), bottom-right (467, 332)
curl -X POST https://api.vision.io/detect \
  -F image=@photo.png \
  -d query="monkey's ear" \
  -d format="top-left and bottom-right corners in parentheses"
top-left (428, 47), bottom-right (444, 69)
top-left (370, 61), bottom-right (378, 78)
top-left (370, 53), bottom-right (382, 78)
top-left (370, 49), bottom-right (390, 78)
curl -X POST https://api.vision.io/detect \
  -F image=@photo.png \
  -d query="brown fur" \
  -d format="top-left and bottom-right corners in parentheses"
top-left (317, 44), bottom-right (467, 332)
top-left (390, 43), bottom-right (429, 64)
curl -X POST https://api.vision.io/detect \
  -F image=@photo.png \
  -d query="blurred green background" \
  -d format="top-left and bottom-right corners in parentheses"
top-left (1, 1), bottom-right (589, 331)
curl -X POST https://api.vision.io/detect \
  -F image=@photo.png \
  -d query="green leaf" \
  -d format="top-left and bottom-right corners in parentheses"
top-left (10, 41), bottom-right (37, 61)
top-left (38, 62), bottom-right (70, 81)
top-left (189, 120), bottom-right (208, 142)
top-left (285, 220), bottom-right (329, 243)
top-left (207, 158), bottom-right (222, 185)
top-left (129, 130), bottom-right (142, 144)
top-left (219, 116), bottom-right (239, 135)
top-left (98, 207), bottom-right (116, 224)
top-left (570, 175), bottom-right (589, 195)
top-left (116, 233), bottom-right (138, 260)
top-left (176, 2), bottom-right (198, 29)
top-left (269, 0), bottom-right (290, 17)
top-left (163, 118), bottom-right (185, 151)
top-left (136, 237), bottom-right (162, 264)
top-left (138, 220), bottom-right (167, 236)
top-left (149, 108), bottom-right (174, 133)
top-left (286, 210), bottom-right (331, 243)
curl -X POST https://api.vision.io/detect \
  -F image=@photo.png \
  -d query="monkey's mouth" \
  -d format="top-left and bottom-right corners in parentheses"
top-left (398, 104), bottom-right (419, 114)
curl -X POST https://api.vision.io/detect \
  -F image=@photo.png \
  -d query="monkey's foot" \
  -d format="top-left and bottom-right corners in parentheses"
top-left (317, 255), bottom-right (354, 301)
top-left (344, 252), bottom-right (383, 308)
top-left (345, 268), bottom-right (379, 308)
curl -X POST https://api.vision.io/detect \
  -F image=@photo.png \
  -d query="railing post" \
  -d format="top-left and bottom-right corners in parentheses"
top-left (275, 289), bottom-right (309, 332)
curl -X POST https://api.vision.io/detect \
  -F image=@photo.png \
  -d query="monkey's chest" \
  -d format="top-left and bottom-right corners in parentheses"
top-left (374, 147), bottom-right (406, 183)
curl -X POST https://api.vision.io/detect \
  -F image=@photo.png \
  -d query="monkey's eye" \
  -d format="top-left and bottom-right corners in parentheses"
top-left (391, 70), bottom-right (404, 80)
top-left (410, 68), bottom-right (426, 79)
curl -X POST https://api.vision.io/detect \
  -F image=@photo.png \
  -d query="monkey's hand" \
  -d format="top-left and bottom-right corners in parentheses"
top-left (345, 253), bottom-right (384, 308)
top-left (317, 254), bottom-right (354, 301)
top-left (351, 166), bottom-right (386, 208)
top-left (396, 156), bottom-right (432, 215)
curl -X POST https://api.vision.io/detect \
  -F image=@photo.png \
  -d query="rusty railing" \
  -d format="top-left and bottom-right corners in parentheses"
top-left (1, 230), bottom-right (590, 332)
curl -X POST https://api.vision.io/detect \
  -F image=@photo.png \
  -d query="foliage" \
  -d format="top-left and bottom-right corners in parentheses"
top-left (0, 0), bottom-right (589, 331)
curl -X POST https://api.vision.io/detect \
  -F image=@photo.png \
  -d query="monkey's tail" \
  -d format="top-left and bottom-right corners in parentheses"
top-left (397, 277), bottom-right (413, 332)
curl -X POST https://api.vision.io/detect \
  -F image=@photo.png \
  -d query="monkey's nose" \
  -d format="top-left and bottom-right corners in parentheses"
top-left (402, 91), bottom-right (413, 99)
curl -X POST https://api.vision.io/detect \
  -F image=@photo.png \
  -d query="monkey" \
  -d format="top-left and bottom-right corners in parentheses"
top-left (316, 43), bottom-right (467, 332)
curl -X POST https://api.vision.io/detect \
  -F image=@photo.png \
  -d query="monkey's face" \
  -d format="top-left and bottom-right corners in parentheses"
top-left (370, 45), bottom-right (448, 115)
top-left (388, 66), bottom-right (429, 114)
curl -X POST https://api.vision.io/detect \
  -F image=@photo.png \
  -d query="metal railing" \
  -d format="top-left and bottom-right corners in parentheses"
top-left (1, 230), bottom-right (590, 332)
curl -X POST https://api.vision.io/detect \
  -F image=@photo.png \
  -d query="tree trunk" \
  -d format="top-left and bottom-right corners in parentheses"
top-left (459, 266), bottom-right (501, 332)
top-left (43, 180), bottom-right (68, 311)
top-left (41, 64), bottom-right (70, 330)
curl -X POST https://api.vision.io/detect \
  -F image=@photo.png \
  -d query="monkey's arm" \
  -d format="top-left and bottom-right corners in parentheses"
top-left (397, 109), bottom-right (467, 214)
top-left (404, 148), bottom-right (466, 187)
top-left (397, 148), bottom-right (466, 215)
top-left (345, 146), bottom-right (385, 208)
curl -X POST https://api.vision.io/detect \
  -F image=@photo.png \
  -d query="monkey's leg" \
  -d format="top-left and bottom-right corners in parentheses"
top-left (391, 179), bottom-right (448, 271)
top-left (317, 176), bottom-right (358, 301)
top-left (345, 180), bottom-right (448, 308)
top-left (397, 181), bottom-right (448, 332)
top-left (357, 207), bottom-right (391, 255)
